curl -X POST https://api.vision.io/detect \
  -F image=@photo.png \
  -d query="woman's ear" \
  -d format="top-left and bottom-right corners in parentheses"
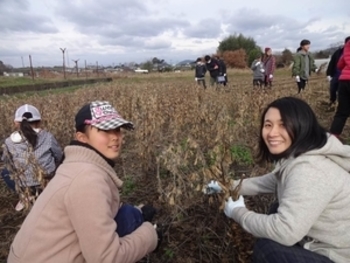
top-left (75, 132), bottom-right (88, 143)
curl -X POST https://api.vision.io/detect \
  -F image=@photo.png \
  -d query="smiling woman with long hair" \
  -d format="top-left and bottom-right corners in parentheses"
top-left (204, 97), bottom-right (350, 263)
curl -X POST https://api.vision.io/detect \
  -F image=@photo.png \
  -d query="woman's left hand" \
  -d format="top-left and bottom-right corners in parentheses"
top-left (224, 196), bottom-right (246, 218)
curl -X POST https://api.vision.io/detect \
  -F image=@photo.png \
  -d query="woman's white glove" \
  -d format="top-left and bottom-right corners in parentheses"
top-left (295, 76), bottom-right (300, 82)
top-left (269, 74), bottom-right (273, 79)
top-left (327, 76), bottom-right (332, 82)
top-left (202, 180), bottom-right (222, 194)
top-left (224, 196), bottom-right (246, 218)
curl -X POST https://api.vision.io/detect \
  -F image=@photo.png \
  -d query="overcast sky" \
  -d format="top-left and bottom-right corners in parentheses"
top-left (1, 0), bottom-right (349, 67)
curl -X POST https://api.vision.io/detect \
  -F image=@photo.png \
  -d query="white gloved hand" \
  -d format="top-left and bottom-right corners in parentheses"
top-left (327, 76), bottom-right (332, 82)
top-left (315, 68), bottom-right (319, 73)
top-left (224, 196), bottom-right (246, 219)
top-left (260, 68), bottom-right (265, 73)
top-left (223, 73), bottom-right (226, 76)
top-left (255, 61), bottom-right (261, 66)
top-left (295, 76), bottom-right (300, 82)
top-left (202, 180), bottom-right (222, 194)
top-left (195, 78), bottom-right (198, 81)
top-left (269, 74), bottom-right (273, 79)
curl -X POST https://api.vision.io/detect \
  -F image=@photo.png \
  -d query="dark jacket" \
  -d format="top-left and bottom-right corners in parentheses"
top-left (218, 59), bottom-right (227, 75)
top-left (195, 63), bottom-right (207, 78)
top-left (326, 48), bottom-right (343, 80)
top-left (206, 58), bottom-right (219, 78)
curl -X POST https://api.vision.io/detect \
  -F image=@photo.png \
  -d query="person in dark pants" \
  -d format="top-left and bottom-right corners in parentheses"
top-left (251, 201), bottom-right (333, 263)
top-left (330, 38), bottom-right (350, 137)
top-left (292, 40), bottom-right (318, 93)
top-left (204, 55), bottom-right (219, 86)
top-left (114, 204), bottom-right (157, 237)
top-left (326, 37), bottom-right (350, 105)
top-left (194, 57), bottom-right (207, 89)
top-left (215, 55), bottom-right (228, 86)
top-left (251, 54), bottom-right (265, 88)
top-left (252, 239), bottom-right (334, 263)
top-left (204, 97), bottom-right (350, 262)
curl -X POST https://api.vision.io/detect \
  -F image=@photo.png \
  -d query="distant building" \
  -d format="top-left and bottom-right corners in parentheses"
top-left (3, 71), bottom-right (24, 77)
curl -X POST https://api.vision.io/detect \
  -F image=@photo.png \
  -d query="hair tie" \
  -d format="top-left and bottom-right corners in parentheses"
top-left (22, 116), bottom-right (27, 121)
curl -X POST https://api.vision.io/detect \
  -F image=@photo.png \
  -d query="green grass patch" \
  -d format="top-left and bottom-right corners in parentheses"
top-left (230, 145), bottom-right (253, 166)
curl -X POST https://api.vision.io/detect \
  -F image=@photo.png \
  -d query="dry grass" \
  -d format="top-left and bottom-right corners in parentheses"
top-left (0, 69), bottom-right (348, 263)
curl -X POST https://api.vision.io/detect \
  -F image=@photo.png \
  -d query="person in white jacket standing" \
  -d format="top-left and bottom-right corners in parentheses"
top-left (204, 97), bottom-right (350, 263)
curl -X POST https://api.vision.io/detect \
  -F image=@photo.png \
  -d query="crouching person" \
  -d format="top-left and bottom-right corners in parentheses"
top-left (203, 97), bottom-right (350, 263)
top-left (8, 101), bottom-right (161, 263)
top-left (1, 104), bottom-right (63, 211)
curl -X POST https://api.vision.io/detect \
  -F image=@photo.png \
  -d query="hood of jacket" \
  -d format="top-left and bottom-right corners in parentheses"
top-left (298, 50), bottom-right (308, 56)
top-left (273, 134), bottom-right (350, 174)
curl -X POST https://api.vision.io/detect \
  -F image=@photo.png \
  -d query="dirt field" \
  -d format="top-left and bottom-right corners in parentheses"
top-left (0, 69), bottom-right (348, 263)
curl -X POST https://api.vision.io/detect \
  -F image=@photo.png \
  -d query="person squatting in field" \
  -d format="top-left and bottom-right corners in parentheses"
top-left (204, 97), bottom-right (350, 263)
top-left (330, 37), bottom-right (350, 138)
top-left (194, 57), bottom-right (207, 89)
top-left (262, 47), bottom-right (276, 87)
top-left (1, 104), bottom-right (63, 211)
top-left (326, 37), bottom-right (350, 106)
top-left (7, 101), bottom-right (162, 263)
top-left (251, 53), bottom-right (266, 88)
top-left (292, 39), bottom-right (318, 93)
top-left (204, 55), bottom-right (220, 86)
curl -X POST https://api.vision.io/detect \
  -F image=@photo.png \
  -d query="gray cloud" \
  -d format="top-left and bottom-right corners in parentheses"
top-left (144, 39), bottom-right (172, 50)
top-left (55, 0), bottom-right (189, 50)
top-left (183, 19), bottom-right (222, 38)
top-left (1, 0), bottom-right (349, 68)
top-left (0, 0), bottom-right (57, 33)
top-left (223, 8), bottom-right (346, 51)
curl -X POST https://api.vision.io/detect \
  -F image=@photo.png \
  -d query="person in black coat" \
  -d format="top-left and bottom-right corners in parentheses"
top-left (194, 58), bottom-right (207, 89)
top-left (215, 55), bottom-right (228, 86)
top-left (326, 36), bottom-right (350, 105)
top-left (204, 55), bottom-right (219, 86)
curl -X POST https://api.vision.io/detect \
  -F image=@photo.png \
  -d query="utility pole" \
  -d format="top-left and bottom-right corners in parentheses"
top-left (67, 50), bottom-right (70, 68)
top-left (96, 61), bottom-right (99, 78)
top-left (21, 56), bottom-right (25, 68)
top-left (72, 59), bottom-right (79, 78)
top-left (85, 60), bottom-right (88, 80)
top-left (29, 55), bottom-right (34, 80)
top-left (60, 48), bottom-right (66, 79)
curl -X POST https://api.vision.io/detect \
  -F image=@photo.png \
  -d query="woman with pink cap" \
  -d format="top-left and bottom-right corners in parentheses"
top-left (263, 47), bottom-right (276, 87)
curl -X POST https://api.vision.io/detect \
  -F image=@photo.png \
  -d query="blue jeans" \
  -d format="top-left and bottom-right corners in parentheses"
top-left (1, 168), bottom-right (16, 192)
top-left (252, 202), bottom-right (334, 263)
top-left (114, 204), bottom-right (144, 237)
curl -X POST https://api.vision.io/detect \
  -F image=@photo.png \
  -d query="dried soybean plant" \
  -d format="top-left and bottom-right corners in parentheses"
top-left (1, 143), bottom-right (48, 211)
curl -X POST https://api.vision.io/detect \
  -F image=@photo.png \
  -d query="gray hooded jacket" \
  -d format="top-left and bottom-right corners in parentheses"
top-left (231, 135), bottom-right (350, 263)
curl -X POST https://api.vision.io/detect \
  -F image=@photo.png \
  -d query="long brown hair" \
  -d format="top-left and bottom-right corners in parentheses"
top-left (20, 112), bottom-right (40, 148)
